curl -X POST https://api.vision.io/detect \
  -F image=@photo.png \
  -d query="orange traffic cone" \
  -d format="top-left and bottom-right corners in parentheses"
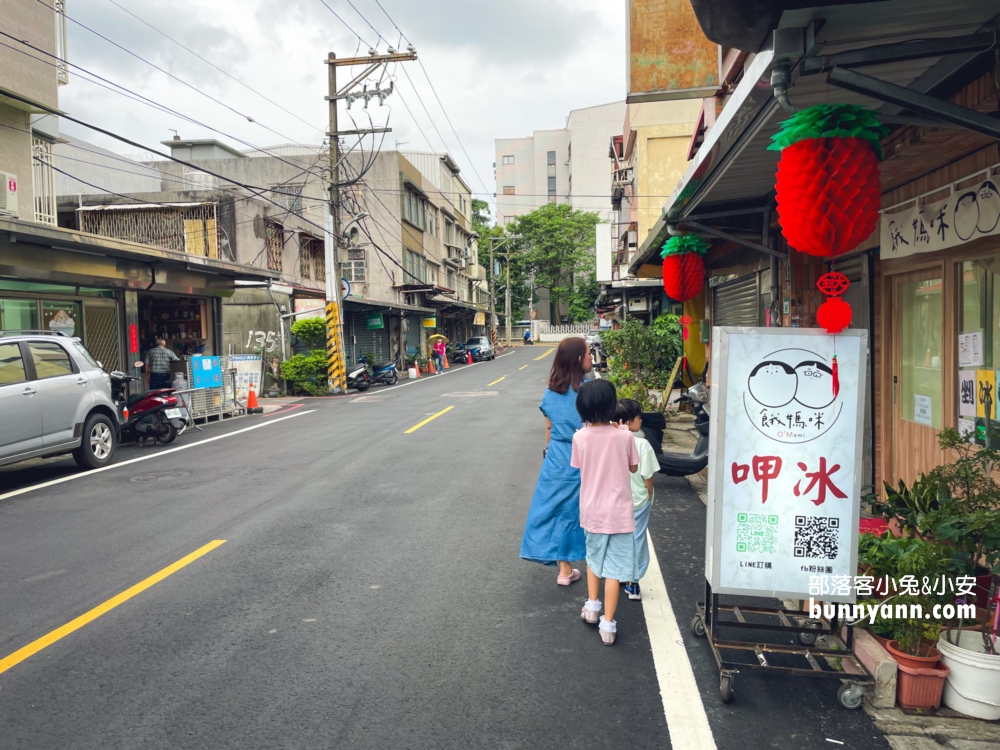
top-left (443, 353), bottom-right (449, 370)
top-left (428, 357), bottom-right (437, 375)
top-left (466, 350), bottom-right (473, 365)
top-left (247, 381), bottom-right (263, 413)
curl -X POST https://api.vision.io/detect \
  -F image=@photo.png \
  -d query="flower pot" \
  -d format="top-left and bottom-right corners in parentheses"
top-left (896, 661), bottom-right (949, 710)
top-left (937, 629), bottom-right (1000, 720)
top-left (887, 639), bottom-right (942, 670)
top-left (974, 569), bottom-right (994, 611)
top-left (871, 632), bottom-right (891, 650)
top-left (268, 389), bottom-right (278, 398)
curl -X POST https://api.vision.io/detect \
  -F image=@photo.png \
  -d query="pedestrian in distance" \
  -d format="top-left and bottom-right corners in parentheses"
top-left (572, 379), bottom-right (639, 646)
top-left (145, 338), bottom-right (179, 390)
top-left (614, 398), bottom-right (659, 601)
top-left (432, 339), bottom-right (446, 373)
top-left (519, 337), bottom-right (592, 585)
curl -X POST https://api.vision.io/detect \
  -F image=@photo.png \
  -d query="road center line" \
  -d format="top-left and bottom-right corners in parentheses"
top-left (404, 405), bottom-right (454, 434)
top-left (534, 348), bottom-right (555, 361)
top-left (643, 532), bottom-right (717, 750)
top-left (519, 365), bottom-right (528, 370)
top-left (0, 540), bottom-right (227, 676)
top-left (0, 410), bottom-right (316, 503)
top-left (487, 377), bottom-right (505, 386)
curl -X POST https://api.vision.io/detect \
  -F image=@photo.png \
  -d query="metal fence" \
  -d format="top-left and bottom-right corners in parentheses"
top-left (182, 356), bottom-right (239, 421)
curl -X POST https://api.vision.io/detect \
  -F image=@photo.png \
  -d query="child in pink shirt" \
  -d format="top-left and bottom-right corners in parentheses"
top-left (570, 379), bottom-right (639, 646)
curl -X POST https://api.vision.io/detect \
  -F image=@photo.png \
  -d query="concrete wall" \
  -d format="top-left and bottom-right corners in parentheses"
top-left (221, 288), bottom-right (289, 360)
top-left (567, 101), bottom-right (626, 222)
top-left (494, 137), bottom-right (536, 225)
top-left (0, 1), bottom-right (59, 110)
top-left (0, 105), bottom-right (33, 219)
top-left (55, 135), bottom-right (165, 195)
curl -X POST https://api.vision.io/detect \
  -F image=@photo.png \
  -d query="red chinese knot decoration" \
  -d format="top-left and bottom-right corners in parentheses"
top-left (816, 272), bottom-right (852, 334)
top-left (768, 104), bottom-right (889, 259)
top-left (660, 234), bottom-right (708, 302)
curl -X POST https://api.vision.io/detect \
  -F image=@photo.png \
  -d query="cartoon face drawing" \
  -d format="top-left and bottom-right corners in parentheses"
top-left (955, 191), bottom-right (980, 241)
top-left (978, 180), bottom-right (1000, 234)
top-left (48, 309), bottom-right (76, 336)
top-left (747, 361), bottom-right (796, 408)
top-left (743, 348), bottom-right (843, 444)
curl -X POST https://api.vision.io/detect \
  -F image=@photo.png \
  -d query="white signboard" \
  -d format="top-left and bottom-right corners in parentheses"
top-left (959, 332), bottom-right (984, 368)
top-left (705, 328), bottom-right (868, 602)
top-left (227, 354), bottom-right (263, 401)
top-left (881, 172), bottom-right (1000, 259)
top-left (914, 394), bottom-right (934, 426)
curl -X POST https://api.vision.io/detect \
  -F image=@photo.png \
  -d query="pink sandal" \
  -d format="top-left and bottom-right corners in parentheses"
top-left (557, 568), bottom-right (581, 586)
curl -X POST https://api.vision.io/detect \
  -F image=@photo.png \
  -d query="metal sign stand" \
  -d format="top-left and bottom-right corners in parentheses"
top-left (698, 327), bottom-right (873, 709)
top-left (691, 580), bottom-right (872, 708)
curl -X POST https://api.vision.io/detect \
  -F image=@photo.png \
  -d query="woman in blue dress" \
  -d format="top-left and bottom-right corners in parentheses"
top-left (520, 337), bottom-right (592, 585)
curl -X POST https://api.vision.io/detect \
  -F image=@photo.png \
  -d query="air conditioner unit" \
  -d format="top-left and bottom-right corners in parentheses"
top-left (0, 172), bottom-right (19, 217)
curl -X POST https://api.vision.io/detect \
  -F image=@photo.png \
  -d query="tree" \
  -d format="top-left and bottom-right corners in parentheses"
top-left (508, 203), bottom-right (601, 323)
top-left (471, 199), bottom-right (531, 320)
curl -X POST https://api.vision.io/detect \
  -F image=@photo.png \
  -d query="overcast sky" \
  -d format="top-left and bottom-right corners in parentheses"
top-left (57, 0), bottom-right (626, 219)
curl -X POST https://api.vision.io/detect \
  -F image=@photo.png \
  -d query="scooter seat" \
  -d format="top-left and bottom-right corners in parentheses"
top-left (372, 361), bottom-right (394, 371)
top-left (126, 392), bottom-right (147, 407)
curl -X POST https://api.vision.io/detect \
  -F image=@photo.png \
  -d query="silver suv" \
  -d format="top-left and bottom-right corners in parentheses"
top-left (0, 331), bottom-right (118, 470)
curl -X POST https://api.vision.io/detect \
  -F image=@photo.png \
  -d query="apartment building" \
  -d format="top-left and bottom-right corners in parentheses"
top-left (494, 101), bottom-right (625, 225)
top-left (0, 1), bottom-right (274, 375)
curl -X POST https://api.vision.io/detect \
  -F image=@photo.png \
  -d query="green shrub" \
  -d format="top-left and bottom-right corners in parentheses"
top-left (601, 314), bottom-right (683, 408)
top-left (280, 350), bottom-right (328, 396)
top-left (290, 317), bottom-right (327, 350)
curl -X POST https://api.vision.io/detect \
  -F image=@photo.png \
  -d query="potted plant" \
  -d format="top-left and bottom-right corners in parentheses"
top-left (417, 355), bottom-right (429, 374)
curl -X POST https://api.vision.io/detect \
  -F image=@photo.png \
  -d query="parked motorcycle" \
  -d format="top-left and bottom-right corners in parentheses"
top-left (346, 360), bottom-right (372, 391)
top-left (110, 364), bottom-right (187, 445)
top-left (358, 355), bottom-right (398, 386)
top-left (590, 341), bottom-right (608, 372)
top-left (640, 382), bottom-right (709, 477)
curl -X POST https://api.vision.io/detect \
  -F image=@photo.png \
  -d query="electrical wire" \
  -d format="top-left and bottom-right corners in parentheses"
top-left (104, 0), bottom-right (324, 136)
top-left (36, 0), bottom-right (322, 156)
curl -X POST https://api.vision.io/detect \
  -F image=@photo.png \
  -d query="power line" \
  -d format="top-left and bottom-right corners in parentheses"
top-left (36, 0), bottom-right (320, 155)
top-left (105, 0), bottom-right (324, 136)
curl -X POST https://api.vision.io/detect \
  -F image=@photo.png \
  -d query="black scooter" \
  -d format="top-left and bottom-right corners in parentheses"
top-left (640, 382), bottom-right (709, 477)
top-left (346, 360), bottom-right (371, 391)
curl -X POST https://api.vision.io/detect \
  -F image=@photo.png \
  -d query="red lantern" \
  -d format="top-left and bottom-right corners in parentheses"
top-left (661, 235), bottom-right (708, 303)
top-left (769, 105), bottom-right (889, 259)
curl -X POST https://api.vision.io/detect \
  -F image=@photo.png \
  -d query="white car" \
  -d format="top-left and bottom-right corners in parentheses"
top-left (0, 331), bottom-right (118, 470)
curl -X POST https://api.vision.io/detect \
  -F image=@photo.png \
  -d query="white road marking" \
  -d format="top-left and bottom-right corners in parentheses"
top-left (643, 532), bottom-right (717, 750)
top-left (0, 410), bottom-right (316, 503)
top-left (365, 349), bottom-right (517, 394)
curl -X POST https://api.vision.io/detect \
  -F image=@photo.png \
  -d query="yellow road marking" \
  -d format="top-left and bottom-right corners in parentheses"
top-left (487, 377), bottom-right (505, 386)
top-left (0, 540), bottom-right (226, 676)
top-left (519, 365), bottom-right (528, 370)
top-left (404, 405), bottom-right (454, 434)
top-left (534, 348), bottom-right (555, 361)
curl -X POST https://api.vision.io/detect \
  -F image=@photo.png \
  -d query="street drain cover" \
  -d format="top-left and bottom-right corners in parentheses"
top-left (129, 471), bottom-right (192, 483)
top-left (441, 391), bottom-right (499, 397)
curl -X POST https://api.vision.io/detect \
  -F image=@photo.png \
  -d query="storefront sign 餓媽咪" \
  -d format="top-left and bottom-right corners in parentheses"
top-left (705, 328), bottom-right (868, 603)
top-left (881, 170), bottom-right (1000, 258)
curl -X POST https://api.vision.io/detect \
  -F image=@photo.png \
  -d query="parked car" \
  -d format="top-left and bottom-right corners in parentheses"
top-left (464, 336), bottom-right (495, 361)
top-left (586, 329), bottom-right (601, 346)
top-left (0, 331), bottom-right (118, 470)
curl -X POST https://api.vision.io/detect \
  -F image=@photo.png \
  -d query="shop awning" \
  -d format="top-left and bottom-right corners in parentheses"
top-left (342, 296), bottom-right (435, 314)
top-left (0, 216), bottom-right (277, 295)
top-left (629, 0), bottom-right (1000, 274)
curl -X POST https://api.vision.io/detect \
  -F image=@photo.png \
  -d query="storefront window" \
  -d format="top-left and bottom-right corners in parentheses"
top-left (0, 298), bottom-right (39, 332)
top-left (900, 278), bottom-right (943, 427)
top-left (961, 256), bottom-right (1000, 367)
top-left (42, 301), bottom-right (81, 338)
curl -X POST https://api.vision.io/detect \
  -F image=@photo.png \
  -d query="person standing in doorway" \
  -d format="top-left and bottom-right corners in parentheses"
top-left (519, 337), bottom-right (592, 586)
top-left (146, 338), bottom-right (179, 389)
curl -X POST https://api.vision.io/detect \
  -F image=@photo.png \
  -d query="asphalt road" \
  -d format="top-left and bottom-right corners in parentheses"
top-left (0, 347), bottom-right (889, 749)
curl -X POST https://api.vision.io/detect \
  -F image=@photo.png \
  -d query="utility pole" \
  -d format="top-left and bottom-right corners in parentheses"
top-left (324, 47), bottom-right (415, 392)
top-left (505, 258), bottom-right (511, 347)
top-left (488, 238), bottom-right (496, 352)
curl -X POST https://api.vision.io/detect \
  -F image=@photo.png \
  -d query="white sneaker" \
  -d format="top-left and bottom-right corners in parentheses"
top-left (581, 599), bottom-right (601, 624)
top-left (599, 616), bottom-right (617, 646)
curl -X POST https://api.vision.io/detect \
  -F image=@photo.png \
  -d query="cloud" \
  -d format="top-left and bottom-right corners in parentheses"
top-left (55, 0), bottom-right (625, 214)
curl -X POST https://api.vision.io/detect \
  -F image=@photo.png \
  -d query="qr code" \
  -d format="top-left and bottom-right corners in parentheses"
top-left (793, 516), bottom-right (840, 560)
top-left (736, 512), bottom-right (778, 554)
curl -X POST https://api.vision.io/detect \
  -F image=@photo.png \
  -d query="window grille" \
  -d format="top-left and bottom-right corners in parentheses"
top-left (265, 222), bottom-right (284, 271)
top-left (32, 137), bottom-right (57, 226)
top-left (54, 0), bottom-right (68, 85)
top-left (79, 203), bottom-right (219, 254)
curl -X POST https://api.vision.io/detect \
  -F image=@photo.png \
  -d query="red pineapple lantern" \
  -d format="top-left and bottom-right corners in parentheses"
top-left (768, 104), bottom-right (889, 258)
top-left (661, 234), bottom-right (707, 302)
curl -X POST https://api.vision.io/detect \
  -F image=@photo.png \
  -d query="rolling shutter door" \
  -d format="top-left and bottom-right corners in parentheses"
top-left (713, 273), bottom-right (759, 327)
top-left (351, 312), bottom-right (390, 365)
top-left (404, 315), bottom-right (421, 357)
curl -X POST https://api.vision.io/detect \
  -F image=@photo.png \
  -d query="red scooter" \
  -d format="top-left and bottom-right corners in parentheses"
top-left (110, 363), bottom-right (187, 445)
